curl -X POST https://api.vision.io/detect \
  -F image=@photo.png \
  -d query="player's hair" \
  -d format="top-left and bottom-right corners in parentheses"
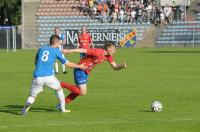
top-left (103, 42), bottom-right (116, 50)
top-left (50, 35), bottom-right (61, 45)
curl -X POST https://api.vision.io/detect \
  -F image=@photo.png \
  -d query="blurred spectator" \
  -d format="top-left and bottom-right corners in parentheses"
top-left (53, 27), bottom-right (67, 74)
top-left (137, 7), bottom-right (143, 24)
top-left (103, 3), bottom-right (109, 16)
top-left (89, 0), bottom-right (94, 9)
top-left (80, 0), bottom-right (87, 13)
top-left (150, 3), bottom-right (156, 23)
top-left (114, 2), bottom-right (119, 13)
top-left (102, 9), bottom-right (107, 22)
top-left (110, 0), bottom-right (115, 7)
top-left (101, 3), bottom-right (109, 23)
top-left (92, 3), bottom-right (98, 19)
top-left (160, 9), bottom-right (165, 26)
top-left (146, 2), bottom-right (153, 20)
top-left (164, 4), bottom-right (172, 24)
top-left (79, 0), bottom-right (184, 25)
top-left (154, 6), bottom-right (161, 24)
top-left (97, 3), bottom-right (103, 13)
top-left (179, 4), bottom-right (185, 21)
top-left (126, 9), bottom-right (132, 23)
top-left (131, 9), bottom-right (136, 23)
top-left (119, 8), bottom-right (125, 23)
top-left (112, 11), bottom-right (118, 23)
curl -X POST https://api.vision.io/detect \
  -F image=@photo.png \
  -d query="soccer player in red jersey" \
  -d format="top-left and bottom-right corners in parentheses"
top-left (77, 26), bottom-right (94, 58)
top-left (60, 42), bottom-right (126, 109)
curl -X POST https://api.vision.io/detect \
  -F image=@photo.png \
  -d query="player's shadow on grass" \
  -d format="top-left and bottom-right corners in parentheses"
top-left (0, 105), bottom-right (57, 115)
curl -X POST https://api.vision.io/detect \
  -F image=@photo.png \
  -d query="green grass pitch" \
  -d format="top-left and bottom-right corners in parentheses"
top-left (0, 48), bottom-right (200, 132)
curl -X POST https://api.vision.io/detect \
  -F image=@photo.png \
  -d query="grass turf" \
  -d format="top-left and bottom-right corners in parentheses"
top-left (0, 48), bottom-right (200, 132)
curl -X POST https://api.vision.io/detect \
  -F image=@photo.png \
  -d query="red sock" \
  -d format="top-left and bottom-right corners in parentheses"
top-left (65, 92), bottom-right (79, 104)
top-left (61, 82), bottom-right (80, 95)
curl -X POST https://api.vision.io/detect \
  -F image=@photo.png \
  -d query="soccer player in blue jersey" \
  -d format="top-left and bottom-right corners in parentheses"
top-left (54, 27), bottom-right (67, 74)
top-left (21, 35), bottom-right (86, 115)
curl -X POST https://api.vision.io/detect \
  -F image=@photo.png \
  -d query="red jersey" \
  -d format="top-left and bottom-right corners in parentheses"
top-left (79, 48), bottom-right (114, 74)
top-left (78, 33), bottom-right (92, 49)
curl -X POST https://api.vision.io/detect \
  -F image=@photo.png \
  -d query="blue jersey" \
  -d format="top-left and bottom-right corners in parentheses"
top-left (33, 45), bottom-right (68, 78)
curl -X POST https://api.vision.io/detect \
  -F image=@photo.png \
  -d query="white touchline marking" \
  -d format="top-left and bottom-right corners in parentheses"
top-left (0, 118), bottom-right (195, 129)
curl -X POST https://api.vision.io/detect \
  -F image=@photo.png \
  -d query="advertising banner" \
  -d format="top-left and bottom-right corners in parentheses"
top-left (66, 28), bottom-right (137, 48)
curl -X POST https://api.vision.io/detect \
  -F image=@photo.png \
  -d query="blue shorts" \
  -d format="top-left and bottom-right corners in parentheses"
top-left (80, 53), bottom-right (86, 59)
top-left (74, 68), bottom-right (88, 85)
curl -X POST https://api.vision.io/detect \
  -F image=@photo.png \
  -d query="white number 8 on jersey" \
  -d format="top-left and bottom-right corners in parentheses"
top-left (41, 51), bottom-right (49, 61)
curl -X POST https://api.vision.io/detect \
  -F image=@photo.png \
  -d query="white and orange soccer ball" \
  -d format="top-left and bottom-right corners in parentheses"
top-left (151, 101), bottom-right (163, 112)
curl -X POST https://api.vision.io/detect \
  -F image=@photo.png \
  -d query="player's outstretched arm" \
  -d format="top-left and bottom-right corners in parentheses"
top-left (62, 49), bottom-right (87, 54)
top-left (110, 61), bottom-right (127, 71)
top-left (65, 62), bottom-right (87, 70)
top-left (76, 42), bottom-right (80, 49)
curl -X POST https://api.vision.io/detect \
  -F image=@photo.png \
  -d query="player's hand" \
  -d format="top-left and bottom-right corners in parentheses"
top-left (79, 64), bottom-right (88, 70)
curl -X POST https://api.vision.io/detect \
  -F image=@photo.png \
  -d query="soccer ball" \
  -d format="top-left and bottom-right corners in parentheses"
top-left (151, 101), bottom-right (163, 112)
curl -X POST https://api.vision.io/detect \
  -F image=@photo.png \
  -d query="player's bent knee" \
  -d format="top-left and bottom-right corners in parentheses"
top-left (80, 92), bottom-right (87, 96)
top-left (80, 90), bottom-right (87, 96)
top-left (79, 84), bottom-right (87, 96)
